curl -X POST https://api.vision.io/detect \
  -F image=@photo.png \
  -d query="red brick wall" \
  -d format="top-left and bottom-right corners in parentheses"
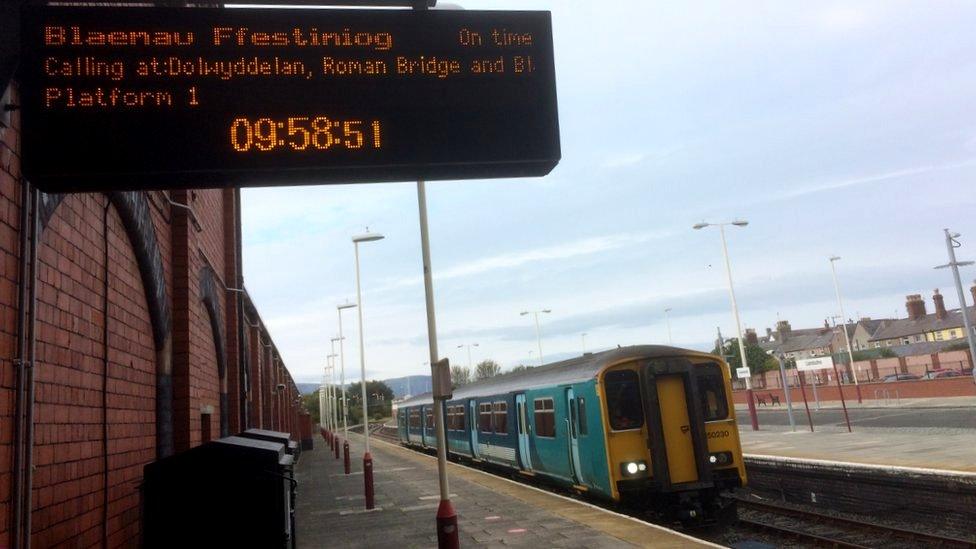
top-left (0, 79), bottom-right (304, 547)
top-left (734, 376), bottom-right (976, 405)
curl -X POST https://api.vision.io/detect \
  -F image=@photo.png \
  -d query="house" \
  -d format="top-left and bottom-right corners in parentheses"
top-left (759, 320), bottom-right (836, 360)
top-left (868, 290), bottom-right (976, 348)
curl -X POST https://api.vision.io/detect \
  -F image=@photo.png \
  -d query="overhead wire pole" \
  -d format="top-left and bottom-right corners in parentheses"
top-left (664, 308), bottom-right (673, 345)
top-left (338, 302), bottom-right (356, 474)
top-left (521, 309), bottom-right (551, 366)
top-left (935, 229), bottom-right (976, 384)
top-left (829, 256), bottom-right (862, 403)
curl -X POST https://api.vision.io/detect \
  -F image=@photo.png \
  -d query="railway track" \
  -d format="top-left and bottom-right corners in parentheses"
top-left (369, 426), bottom-right (975, 548)
top-left (735, 497), bottom-right (975, 548)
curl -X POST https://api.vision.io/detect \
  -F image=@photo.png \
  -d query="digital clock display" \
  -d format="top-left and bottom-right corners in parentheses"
top-left (19, 6), bottom-right (560, 193)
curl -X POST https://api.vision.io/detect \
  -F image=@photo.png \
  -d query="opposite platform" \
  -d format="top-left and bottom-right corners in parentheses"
top-left (294, 432), bottom-right (719, 548)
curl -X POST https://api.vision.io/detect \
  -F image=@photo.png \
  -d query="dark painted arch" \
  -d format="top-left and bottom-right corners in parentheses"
top-left (199, 265), bottom-right (230, 438)
top-left (39, 191), bottom-right (174, 458)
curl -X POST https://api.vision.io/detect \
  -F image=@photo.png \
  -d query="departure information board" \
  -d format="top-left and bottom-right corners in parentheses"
top-left (19, 6), bottom-right (559, 192)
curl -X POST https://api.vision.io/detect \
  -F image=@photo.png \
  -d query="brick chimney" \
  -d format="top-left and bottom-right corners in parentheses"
top-left (766, 327), bottom-right (773, 339)
top-left (905, 294), bottom-right (926, 320)
top-left (745, 328), bottom-right (758, 345)
top-left (933, 289), bottom-right (948, 320)
top-left (776, 320), bottom-right (792, 341)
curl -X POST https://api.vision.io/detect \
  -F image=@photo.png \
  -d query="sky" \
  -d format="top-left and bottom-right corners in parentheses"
top-left (239, 1), bottom-right (976, 385)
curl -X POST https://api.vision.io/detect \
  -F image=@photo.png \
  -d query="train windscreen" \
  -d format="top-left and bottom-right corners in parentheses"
top-left (697, 363), bottom-right (729, 421)
top-left (605, 370), bottom-right (644, 430)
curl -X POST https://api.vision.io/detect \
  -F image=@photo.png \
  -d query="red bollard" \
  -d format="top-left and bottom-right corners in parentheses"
top-left (364, 452), bottom-right (375, 510)
top-left (436, 499), bottom-right (460, 549)
top-left (343, 441), bottom-right (351, 474)
top-left (334, 437), bottom-right (340, 459)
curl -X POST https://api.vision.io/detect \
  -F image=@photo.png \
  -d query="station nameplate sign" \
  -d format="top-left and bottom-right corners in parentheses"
top-left (19, 6), bottom-right (559, 192)
top-left (796, 357), bottom-right (834, 372)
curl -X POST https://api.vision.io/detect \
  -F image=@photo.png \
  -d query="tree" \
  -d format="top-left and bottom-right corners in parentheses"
top-left (451, 365), bottom-right (471, 388)
top-left (508, 364), bottom-right (532, 374)
top-left (302, 390), bottom-right (320, 425)
top-left (475, 359), bottom-right (501, 380)
top-left (344, 380), bottom-right (395, 424)
top-left (714, 338), bottom-right (777, 374)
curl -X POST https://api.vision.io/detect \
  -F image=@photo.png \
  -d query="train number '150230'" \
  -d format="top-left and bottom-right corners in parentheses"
top-left (706, 430), bottom-right (730, 439)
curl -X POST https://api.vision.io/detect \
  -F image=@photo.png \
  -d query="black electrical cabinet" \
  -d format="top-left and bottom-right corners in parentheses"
top-left (142, 436), bottom-right (296, 548)
top-left (238, 428), bottom-right (300, 462)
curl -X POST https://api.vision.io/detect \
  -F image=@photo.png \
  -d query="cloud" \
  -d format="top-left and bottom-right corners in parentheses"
top-left (378, 229), bottom-right (674, 291)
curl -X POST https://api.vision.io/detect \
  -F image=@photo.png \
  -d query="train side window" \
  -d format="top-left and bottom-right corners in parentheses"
top-left (533, 398), bottom-right (555, 437)
top-left (425, 409), bottom-right (433, 430)
top-left (605, 370), bottom-right (644, 431)
top-left (697, 363), bottom-right (729, 421)
top-left (577, 397), bottom-right (587, 435)
top-left (409, 410), bottom-right (420, 429)
top-left (493, 402), bottom-right (508, 434)
top-left (479, 403), bottom-right (493, 433)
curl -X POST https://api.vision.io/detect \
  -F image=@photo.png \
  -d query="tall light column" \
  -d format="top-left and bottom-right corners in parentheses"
top-left (694, 220), bottom-right (758, 431)
top-left (337, 303), bottom-right (356, 475)
top-left (457, 343), bottom-right (479, 370)
top-left (520, 309), bottom-right (551, 366)
top-left (581, 333), bottom-right (587, 354)
top-left (664, 308), bottom-right (673, 345)
top-left (935, 229), bottom-right (976, 384)
top-left (330, 336), bottom-right (343, 432)
top-left (353, 231), bottom-right (384, 510)
top-left (829, 256), bottom-right (862, 403)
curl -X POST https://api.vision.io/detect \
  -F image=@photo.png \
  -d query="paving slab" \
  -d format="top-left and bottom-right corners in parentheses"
top-left (294, 433), bottom-right (718, 548)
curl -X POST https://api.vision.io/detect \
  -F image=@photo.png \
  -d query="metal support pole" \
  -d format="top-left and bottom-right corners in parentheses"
top-left (775, 354), bottom-right (796, 432)
top-left (797, 370), bottom-right (815, 432)
top-left (811, 371), bottom-right (821, 410)
top-left (830, 257), bottom-right (862, 403)
top-left (832, 362), bottom-right (853, 432)
top-left (417, 179), bottom-right (459, 548)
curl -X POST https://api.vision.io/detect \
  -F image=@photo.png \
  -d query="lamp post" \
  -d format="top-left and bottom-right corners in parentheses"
top-left (664, 308), bottom-right (673, 345)
top-left (829, 256), bottom-right (863, 404)
top-left (520, 309), bottom-right (551, 366)
top-left (934, 229), bottom-right (976, 384)
top-left (337, 303), bottom-right (356, 475)
top-left (457, 343), bottom-right (479, 370)
top-left (352, 231), bottom-right (384, 509)
top-left (581, 333), bottom-right (587, 354)
top-left (694, 220), bottom-right (758, 431)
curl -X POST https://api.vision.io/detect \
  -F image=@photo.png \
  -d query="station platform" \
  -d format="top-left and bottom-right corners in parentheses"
top-left (294, 432), bottom-right (718, 548)
top-left (739, 427), bottom-right (976, 472)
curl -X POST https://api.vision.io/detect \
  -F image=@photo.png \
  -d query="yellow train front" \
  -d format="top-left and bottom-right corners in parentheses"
top-left (398, 345), bottom-right (746, 523)
top-left (599, 347), bottom-right (745, 522)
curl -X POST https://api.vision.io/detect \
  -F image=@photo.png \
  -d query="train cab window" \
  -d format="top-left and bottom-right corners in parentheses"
top-left (533, 398), bottom-right (555, 437)
top-left (577, 397), bottom-right (587, 435)
top-left (478, 403), bottom-right (493, 433)
top-left (492, 402), bottom-right (508, 434)
top-left (697, 363), bottom-right (729, 421)
top-left (605, 370), bottom-right (644, 431)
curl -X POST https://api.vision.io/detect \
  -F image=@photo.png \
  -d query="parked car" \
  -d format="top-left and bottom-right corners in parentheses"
top-left (882, 373), bottom-right (921, 382)
top-left (922, 370), bottom-right (964, 379)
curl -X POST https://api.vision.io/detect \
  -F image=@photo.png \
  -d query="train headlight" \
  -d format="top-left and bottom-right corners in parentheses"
top-left (620, 461), bottom-right (648, 476)
top-left (708, 451), bottom-right (733, 466)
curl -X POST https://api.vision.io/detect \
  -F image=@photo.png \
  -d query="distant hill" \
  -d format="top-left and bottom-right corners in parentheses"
top-left (297, 383), bottom-right (320, 395)
top-left (384, 375), bottom-right (431, 399)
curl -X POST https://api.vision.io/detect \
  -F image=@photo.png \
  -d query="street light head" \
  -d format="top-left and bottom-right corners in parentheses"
top-left (665, 308), bottom-right (672, 313)
top-left (692, 222), bottom-right (709, 230)
top-left (731, 220), bottom-right (749, 227)
top-left (352, 232), bottom-right (385, 243)
top-left (829, 255), bottom-right (841, 262)
top-left (337, 302), bottom-right (357, 310)
top-left (542, 309), bottom-right (552, 314)
top-left (457, 344), bottom-right (463, 349)
top-left (473, 343), bottom-right (479, 347)
top-left (520, 311), bottom-right (529, 316)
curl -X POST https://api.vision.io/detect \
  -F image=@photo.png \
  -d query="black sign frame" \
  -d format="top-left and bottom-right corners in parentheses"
top-left (19, 5), bottom-right (560, 192)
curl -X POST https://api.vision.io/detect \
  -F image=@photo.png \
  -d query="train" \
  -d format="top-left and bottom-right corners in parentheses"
top-left (396, 345), bottom-right (746, 523)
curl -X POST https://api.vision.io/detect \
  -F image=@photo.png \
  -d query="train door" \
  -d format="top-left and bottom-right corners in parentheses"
top-left (468, 400), bottom-right (479, 458)
top-left (565, 388), bottom-right (584, 484)
top-left (515, 393), bottom-right (532, 470)
top-left (641, 358), bottom-right (710, 489)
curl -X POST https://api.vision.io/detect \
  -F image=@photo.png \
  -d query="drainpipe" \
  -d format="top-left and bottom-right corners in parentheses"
top-left (11, 179), bottom-right (30, 549)
top-left (22, 188), bottom-right (39, 548)
top-left (101, 200), bottom-right (111, 547)
top-left (235, 188), bottom-right (247, 429)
